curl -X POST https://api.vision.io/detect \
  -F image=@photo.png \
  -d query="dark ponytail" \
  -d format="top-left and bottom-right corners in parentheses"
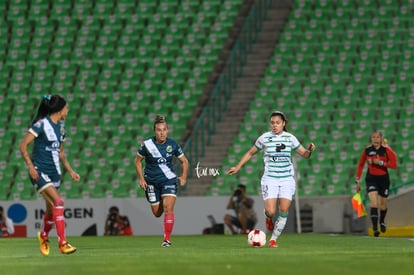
top-left (153, 114), bottom-right (167, 129)
top-left (33, 94), bottom-right (66, 124)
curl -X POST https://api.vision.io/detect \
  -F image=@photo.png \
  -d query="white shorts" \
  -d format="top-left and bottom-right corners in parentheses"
top-left (260, 176), bottom-right (296, 201)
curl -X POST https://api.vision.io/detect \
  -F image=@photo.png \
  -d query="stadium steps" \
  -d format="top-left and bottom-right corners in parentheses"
top-left (181, 0), bottom-right (257, 142)
top-left (182, 0), bottom-right (293, 196)
top-left (208, 0), bottom-right (414, 197)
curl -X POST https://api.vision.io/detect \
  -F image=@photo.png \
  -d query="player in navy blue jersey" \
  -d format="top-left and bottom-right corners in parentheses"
top-left (135, 115), bottom-right (188, 247)
top-left (20, 95), bottom-right (79, 255)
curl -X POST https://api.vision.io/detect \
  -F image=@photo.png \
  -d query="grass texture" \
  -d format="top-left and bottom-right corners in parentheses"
top-left (0, 233), bottom-right (413, 275)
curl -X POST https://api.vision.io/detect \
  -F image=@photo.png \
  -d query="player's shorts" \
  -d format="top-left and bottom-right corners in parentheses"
top-left (30, 167), bottom-right (61, 193)
top-left (260, 176), bottom-right (296, 201)
top-left (145, 178), bottom-right (177, 205)
top-left (365, 174), bottom-right (390, 198)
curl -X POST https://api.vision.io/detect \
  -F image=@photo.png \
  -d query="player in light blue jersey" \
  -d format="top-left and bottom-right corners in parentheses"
top-left (227, 111), bottom-right (315, 248)
top-left (135, 115), bottom-right (188, 247)
top-left (20, 95), bottom-right (79, 256)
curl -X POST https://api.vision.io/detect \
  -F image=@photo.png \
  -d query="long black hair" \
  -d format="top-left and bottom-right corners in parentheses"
top-left (33, 94), bottom-right (66, 124)
top-left (270, 110), bottom-right (288, 131)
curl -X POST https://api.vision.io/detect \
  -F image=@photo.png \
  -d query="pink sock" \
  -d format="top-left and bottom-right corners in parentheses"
top-left (53, 206), bottom-right (66, 245)
top-left (41, 212), bottom-right (54, 239)
top-left (163, 213), bottom-right (174, 241)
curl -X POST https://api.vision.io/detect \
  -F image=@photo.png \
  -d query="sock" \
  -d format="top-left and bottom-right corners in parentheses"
top-left (53, 205), bottom-right (67, 245)
top-left (264, 210), bottom-right (274, 221)
top-left (271, 212), bottom-right (288, 241)
top-left (41, 212), bottom-right (54, 239)
top-left (380, 209), bottom-right (387, 224)
top-left (370, 207), bottom-right (378, 231)
top-left (163, 213), bottom-right (174, 241)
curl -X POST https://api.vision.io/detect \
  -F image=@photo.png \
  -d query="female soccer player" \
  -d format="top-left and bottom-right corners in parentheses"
top-left (20, 95), bottom-right (80, 255)
top-left (355, 130), bottom-right (397, 237)
top-left (227, 111), bottom-right (315, 248)
top-left (135, 115), bottom-right (189, 247)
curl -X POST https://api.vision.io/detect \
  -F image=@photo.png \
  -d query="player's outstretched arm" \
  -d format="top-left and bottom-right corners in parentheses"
top-left (227, 146), bottom-right (259, 175)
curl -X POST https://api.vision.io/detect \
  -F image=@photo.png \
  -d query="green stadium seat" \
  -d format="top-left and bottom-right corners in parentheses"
top-left (2, 0), bottom-right (243, 199)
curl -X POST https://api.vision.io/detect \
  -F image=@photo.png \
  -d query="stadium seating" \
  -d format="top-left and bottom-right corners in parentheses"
top-left (208, 0), bottom-right (413, 196)
top-left (1, 0), bottom-right (243, 200)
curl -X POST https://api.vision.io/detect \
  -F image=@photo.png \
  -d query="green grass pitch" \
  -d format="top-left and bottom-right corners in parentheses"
top-left (0, 233), bottom-right (413, 275)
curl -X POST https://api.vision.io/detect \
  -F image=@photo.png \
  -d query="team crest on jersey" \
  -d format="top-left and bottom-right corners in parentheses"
top-left (60, 126), bottom-right (65, 136)
top-left (166, 145), bottom-right (172, 153)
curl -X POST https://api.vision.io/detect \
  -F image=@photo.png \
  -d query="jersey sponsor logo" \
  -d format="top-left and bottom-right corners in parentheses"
top-left (157, 157), bottom-right (167, 164)
top-left (270, 156), bottom-right (290, 162)
top-left (45, 141), bottom-right (60, 151)
top-left (275, 143), bottom-right (286, 152)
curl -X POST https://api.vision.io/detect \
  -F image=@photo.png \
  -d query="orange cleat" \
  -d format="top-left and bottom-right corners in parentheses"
top-left (59, 242), bottom-right (77, 254)
top-left (37, 231), bottom-right (50, 256)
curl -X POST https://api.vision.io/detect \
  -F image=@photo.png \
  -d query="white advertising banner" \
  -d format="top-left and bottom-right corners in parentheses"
top-left (0, 196), bottom-right (266, 237)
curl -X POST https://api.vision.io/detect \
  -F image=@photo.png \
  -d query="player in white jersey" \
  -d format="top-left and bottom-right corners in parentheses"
top-left (135, 115), bottom-right (188, 247)
top-left (227, 111), bottom-right (315, 248)
top-left (20, 95), bottom-right (80, 256)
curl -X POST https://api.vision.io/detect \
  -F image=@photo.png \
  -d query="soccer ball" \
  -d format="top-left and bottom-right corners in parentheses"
top-left (247, 229), bottom-right (266, 247)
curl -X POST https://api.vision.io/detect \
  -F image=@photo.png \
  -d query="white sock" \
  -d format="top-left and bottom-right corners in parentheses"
top-left (271, 216), bottom-right (287, 240)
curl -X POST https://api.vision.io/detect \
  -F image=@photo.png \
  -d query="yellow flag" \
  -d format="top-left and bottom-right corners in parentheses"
top-left (352, 192), bottom-right (367, 218)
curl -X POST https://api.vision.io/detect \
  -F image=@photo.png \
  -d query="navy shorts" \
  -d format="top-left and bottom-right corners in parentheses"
top-left (30, 168), bottom-right (61, 192)
top-left (145, 178), bottom-right (177, 205)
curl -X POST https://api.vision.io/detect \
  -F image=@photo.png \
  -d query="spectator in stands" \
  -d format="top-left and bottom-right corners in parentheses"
top-left (227, 111), bottom-right (315, 248)
top-left (134, 115), bottom-right (189, 247)
top-left (104, 206), bottom-right (133, 236)
top-left (19, 95), bottom-right (80, 255)
top-left (224, 184), bottom-right (257, 234)
top-left (0, 206), bottom-right (15, 237)
top-left (355, 130), bottom-right (398, 237)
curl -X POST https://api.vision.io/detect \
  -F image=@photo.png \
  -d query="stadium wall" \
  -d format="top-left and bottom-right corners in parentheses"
top-left (366, 187), bottom-right (414, 237)
top-left (1, 193), bottom-right (412, 238)
top-left (0, 196), bottom-right (352, 237)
